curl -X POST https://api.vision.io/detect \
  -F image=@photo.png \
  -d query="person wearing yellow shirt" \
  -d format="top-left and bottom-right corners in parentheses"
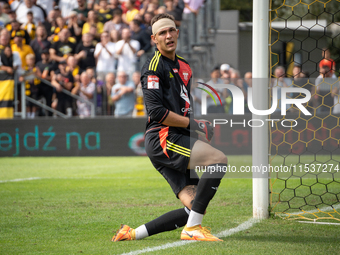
top-left (123, 0), bottom-right (139, 25)
top-left (82, 10), bottom-right (104, 38)
top-left (11, 31), bottom-right (34, 69)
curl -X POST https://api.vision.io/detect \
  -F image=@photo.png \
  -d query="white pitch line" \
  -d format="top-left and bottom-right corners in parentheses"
top-left (0, 177), bottom-right (44, 183)
top-left (0, 176), bottom-right (159, 183)
top-left (120, 218), bottom-right (259, 255)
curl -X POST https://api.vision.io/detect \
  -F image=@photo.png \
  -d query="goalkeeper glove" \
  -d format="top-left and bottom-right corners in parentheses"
top-left (188, 119), bottom-right (214, 142)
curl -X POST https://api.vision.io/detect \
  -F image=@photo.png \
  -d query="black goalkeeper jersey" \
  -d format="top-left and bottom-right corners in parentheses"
top-left (141, 49), bottom-right (193, 136)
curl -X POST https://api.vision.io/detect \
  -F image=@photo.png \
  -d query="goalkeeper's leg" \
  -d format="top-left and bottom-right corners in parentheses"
top-left (181, 140), bottom-right (227, 241)
top-left (112, 185), bottom-right (197, 241)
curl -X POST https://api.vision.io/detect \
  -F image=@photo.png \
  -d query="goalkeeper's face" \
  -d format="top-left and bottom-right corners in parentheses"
top-left (152, 27), bottom-right (179, 56)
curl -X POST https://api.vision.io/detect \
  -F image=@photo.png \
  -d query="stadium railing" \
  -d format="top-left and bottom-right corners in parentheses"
top-left (17, 73), bottom-right (95, 119)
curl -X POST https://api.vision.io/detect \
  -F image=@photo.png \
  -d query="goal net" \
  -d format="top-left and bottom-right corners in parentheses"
top-left (269, 0), bottom-right (340, 221)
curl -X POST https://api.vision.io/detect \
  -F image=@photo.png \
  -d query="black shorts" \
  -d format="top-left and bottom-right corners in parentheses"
top-left (145, 127), bottom-right (199, 197)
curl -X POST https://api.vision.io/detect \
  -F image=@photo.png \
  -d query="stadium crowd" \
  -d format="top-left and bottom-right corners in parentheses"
top-left (0, 0), bottom-right (338, 118)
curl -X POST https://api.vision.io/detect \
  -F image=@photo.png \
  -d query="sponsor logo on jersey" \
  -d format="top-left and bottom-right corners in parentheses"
top-left (147, 75), bottom-right (159, 89)
top-left (180, 84), bottom-right (190, 105)
top-left (169, 72), bottom-right (174, 78)
top-left (181, 107), bottom-right (192, 113)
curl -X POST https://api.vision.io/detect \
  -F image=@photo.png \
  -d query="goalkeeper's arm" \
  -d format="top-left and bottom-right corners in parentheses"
top-left (162, 112), bottom-right (214, 142)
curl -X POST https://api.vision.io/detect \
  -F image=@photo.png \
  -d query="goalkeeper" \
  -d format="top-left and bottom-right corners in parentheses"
top-left (112, 13), bottom-right (228, 242)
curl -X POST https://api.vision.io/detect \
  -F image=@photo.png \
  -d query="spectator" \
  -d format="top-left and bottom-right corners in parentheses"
top-left (11, 31), bottom-right (34, 69)
top-left (76, 71), bottom-right (95, 117)
top-left (183, 0), bottom-right (203, 16)
top-left (42, 9), bottom-right (56, 37)
top-left (320, 48), bottom-right (336, 77)
top-left (75, 33), bottom-right (96, 70)
top-left (88, 24), bottom-right (100, 43)
top-left (146, 1), bottom-right (158, 14)
top-left (108, 0), bottom-right (122, 13)
top-left (122, 0), bottom-right (139, 25)
top-left (72, 0), bottom-right (90, 25)
top-left (206, 66), bottom-right (227, 113)
top-left (0, 2), bottom-right (10, 25)
top-left (96, 0), bottom-right (113, 24)
top-left (5, 10), bottom-right (16, 31)
top-left (0, 45), bottom-right (21, 75)
top-left (36, 48), bottom-right (57, 116)
top-left (82, 10), bottom-right (104, 38)
top-left (315, 64), bottom-right (338, 112)
top-left (164, 0), bottom-right (183, 27)
top-left (139, 0), bottom-right (150, 16)
top-left (111, 70), bottom-right (135, 116)
top-left (242, 72), bottom-right (252, 113)
top-left (0, 45), bottom-right (20, 119)
top-left (331, 79), bottom-right (340, 114)
top-left (22, 53), bottom-right (41, 118)
top-left (132, 70), bottom-right (145, 116)
top-left (21, 11), bottom-right (36, 40)
top-left (67, 10), bottom-right (83, 42)
top-left (0, 29), bottom-right (10, 53)
top-left (121, 0), bottom-right (141, 14)
top-left (220, 63), bottom-right (230, 82)
top-left (130, 19), bottom-right (151, 58)
top-left (2, 3), bottom-right (11, 16)
top-left (51, 60), bottom-right (74, 115)
top-left (110, 28), bottom-right (120, 43)
top-left (142, 11), bottom-right (154, 35)
top-left (65, 55), bottom-right (81, 90)
top-left (49, 16), bottom-right (68, 42)
top-left (115, 27), bottom-right (140, 75)
top-left (103, 8), bottom-right (128, 36)
top-left (36, 0), bottom-right (55, 15)
top-left (30, 25), bottom-right (51, 63)
top-left (105, 72), bottom-right (116, 115)
top-left (58, 0), bottom-right (78, 19)
top-left (9, 20), bottom-right (31, 45)
top-left (271, 65), bottom-right (293, 112)
top-left (229, 68), bottom-right (245, 114)
top-left (49, 28), bottom-right (76, 64)
top-left (15, 0), bottom-right (45, 25)
top-left (94, 30), bottom-right (116, 81)
top-left (157, 6), bottom-right (167, 14)
top-left (230, 68), bottom-right (245, 95)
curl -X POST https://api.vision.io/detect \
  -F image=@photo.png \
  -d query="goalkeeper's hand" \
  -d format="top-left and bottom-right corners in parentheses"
top-left (188, 119), bottom-right (214, 142)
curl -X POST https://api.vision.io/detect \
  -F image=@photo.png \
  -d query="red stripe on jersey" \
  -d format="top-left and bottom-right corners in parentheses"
top-left (178, 59), bottom-right (192, 87)
top-left (158, 109), bottom-right (169, 123)
top-left (159, 126), bottom-right (170, 158)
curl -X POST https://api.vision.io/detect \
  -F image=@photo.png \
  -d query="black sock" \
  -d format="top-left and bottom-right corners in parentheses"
top-left (145, 207), bottom-right (190, 236)
top-left (191, 163), bottom-right (227, 214)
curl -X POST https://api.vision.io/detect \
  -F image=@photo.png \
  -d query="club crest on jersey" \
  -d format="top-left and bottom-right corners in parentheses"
top-left (173, 68), bottom-right (178, 73)
top-left (147, 75), bottom-right (159, 89)
top-left (183, 72), bottom-right (189, 81)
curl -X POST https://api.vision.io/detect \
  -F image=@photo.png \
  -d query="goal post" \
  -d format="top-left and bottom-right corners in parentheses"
top-left (252, 0), bottom-right (270, 219)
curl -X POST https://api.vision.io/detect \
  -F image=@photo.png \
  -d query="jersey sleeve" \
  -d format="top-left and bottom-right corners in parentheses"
top-left (141, 70), bottom-right (169, 124)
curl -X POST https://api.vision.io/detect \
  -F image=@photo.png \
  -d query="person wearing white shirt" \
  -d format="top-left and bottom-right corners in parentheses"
top-left (37, 0), bottom-right (55, 15)
top-left (15, 0), bottom-right (45, 25)
top-left (115, 28), bottom-right (140, 77)
top-left (94, 31), bottom-right (116, 81)
top-left (58, 0), bottom-right (78, 18)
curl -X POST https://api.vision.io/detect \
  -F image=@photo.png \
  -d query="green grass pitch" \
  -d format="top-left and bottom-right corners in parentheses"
top-left (0, 156), bottom-right (339, 254)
